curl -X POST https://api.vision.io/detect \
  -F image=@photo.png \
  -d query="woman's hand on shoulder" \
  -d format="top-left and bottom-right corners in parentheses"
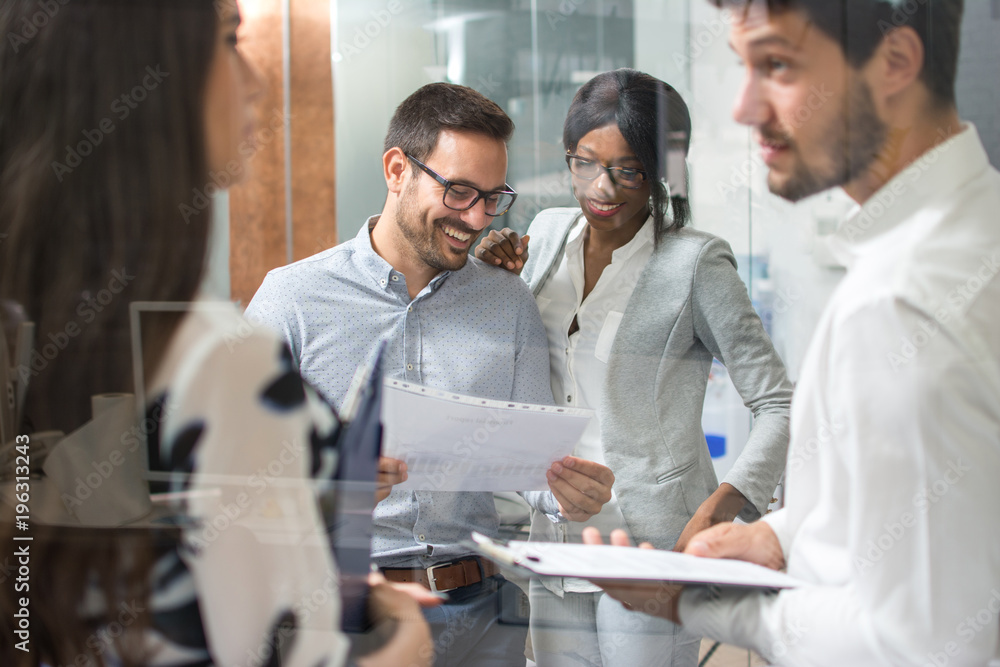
top-left (475, 229), bottom-right (529, 275)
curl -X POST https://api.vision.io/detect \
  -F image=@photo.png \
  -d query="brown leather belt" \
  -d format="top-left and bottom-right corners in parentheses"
top-left (381, 557), bottom-right (500, 592)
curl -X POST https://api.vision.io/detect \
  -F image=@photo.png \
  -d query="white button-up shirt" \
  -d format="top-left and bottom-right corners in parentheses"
top-left (536, 215), bottom-right (653, 591)
top-left (680, 125), bottom-right (1000, 665)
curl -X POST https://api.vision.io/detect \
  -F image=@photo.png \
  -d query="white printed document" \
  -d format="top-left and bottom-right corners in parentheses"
top-left (469, 533), bottom-right (803, 590)
top-left (381, 380), bottom-right (593, 492)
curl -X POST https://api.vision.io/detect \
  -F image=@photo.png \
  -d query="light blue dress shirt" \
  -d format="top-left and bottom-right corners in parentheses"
top-left (246, 217), bottom-right (560, 567)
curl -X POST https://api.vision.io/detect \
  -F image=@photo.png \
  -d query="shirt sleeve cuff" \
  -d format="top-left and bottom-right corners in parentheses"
top-left (678, 586), bottom-right (772, 657)
top-left (760, 509), bottom-right (792, 562)
top-left (519, 490), bottom-right (566, 523)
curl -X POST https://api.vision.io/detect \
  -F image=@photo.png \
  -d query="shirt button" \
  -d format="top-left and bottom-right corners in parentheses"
top-left (567, 395), bottom-right (572, 402)
top-left (391, 275), bottom-right (399, 282)
top-left (407, 364), bottom-right (414, 371)
top-left (408, 306), bottom-right (413, 312)
top-left (418, 534), bottom-right (425, 541)
top-left (380, 279), bottom-right (386, 285)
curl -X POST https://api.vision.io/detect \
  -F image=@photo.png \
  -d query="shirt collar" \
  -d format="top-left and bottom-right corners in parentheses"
top-left (827, 123), bottom-right (989, 268)
top-left (566, 212), bottom-right (654, 262)
top-left (354, 215), bottom-right (452, 293)
top-left (612, 213), bottom-right (655, 263)
top-left (354, 216), bottom-right (395, 290)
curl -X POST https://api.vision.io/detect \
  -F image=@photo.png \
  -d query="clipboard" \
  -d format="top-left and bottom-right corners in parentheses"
top-left (467, 532), bottom-right (803, 591)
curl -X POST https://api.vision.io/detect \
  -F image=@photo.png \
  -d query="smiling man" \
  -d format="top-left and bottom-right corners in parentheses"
top-left (246, 83), bottom-right (614, 667)
top-left (587, 1), bottom-right (1000, 665)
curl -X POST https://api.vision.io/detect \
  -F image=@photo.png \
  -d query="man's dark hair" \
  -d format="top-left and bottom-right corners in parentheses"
top-left (383, 82), bottom-right (514, 160)
top-left (707, 0), bottom-right (964, 108)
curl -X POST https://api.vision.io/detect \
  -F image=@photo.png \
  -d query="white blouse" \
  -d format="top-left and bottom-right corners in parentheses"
top-left (141, 304), bottom-right (349, 667)
top-left (535, 215), bottom-right (654, 590)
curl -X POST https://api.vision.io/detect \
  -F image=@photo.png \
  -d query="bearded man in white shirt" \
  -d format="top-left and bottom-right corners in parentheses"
top-left (586, 1), bottom-right (1000, 665)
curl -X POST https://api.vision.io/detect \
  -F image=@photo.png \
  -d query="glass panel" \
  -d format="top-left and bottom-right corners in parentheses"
top-left (8, 2), bottom-right (999, 665)
top-left (329, 2), bottom-right (1000, 661)
top-left (334, 0), bottom-right (636, 240)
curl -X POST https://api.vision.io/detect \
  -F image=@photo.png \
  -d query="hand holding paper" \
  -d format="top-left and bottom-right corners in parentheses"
top-left (468, 524), bottom-right (800, 627)
top-left (683, 520), bottom-right (786, 571)
top-left (580, 521), bottom-right (786, 624)
top-left (375, 457), bottom-right (407, 504)
top-left (381, 380), bottom-right (594, 492)
top-left (547, 457), bottom-right (615, 522)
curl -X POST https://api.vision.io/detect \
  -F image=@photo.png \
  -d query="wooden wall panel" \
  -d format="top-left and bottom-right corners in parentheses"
top-left (290, 0), bottom-right (337, 261)
top-left (228, 0), bottom-right (336, 306)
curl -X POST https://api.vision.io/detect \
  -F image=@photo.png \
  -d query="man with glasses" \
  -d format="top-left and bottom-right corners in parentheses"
top-left (246, 82), bottom-right (614, 667)
top-left (587, 1), bottom-right (1000, 665)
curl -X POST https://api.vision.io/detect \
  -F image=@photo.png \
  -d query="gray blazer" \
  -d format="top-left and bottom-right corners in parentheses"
top-left (522, 208), bottom-right (793, 551)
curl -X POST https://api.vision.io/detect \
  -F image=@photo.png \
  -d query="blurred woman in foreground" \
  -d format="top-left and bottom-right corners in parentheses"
top-left (0, 1), bottom-right (431, 665)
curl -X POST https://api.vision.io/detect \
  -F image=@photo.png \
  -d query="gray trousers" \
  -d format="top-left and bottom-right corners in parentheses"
top-left (528, 579), bottom-right (701, 667)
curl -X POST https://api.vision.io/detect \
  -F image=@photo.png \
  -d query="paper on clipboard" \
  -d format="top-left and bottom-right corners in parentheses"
top-left (469, 533), bottom-right (803, 590)
top-left (381, 380), bottom-right (593, 492)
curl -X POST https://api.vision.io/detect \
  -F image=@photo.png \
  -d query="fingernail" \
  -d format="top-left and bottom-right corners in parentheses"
top-left (515, 260), bottom-right (522, 268)
top-left (563, 457), bottom-right (574, 468)
top-left (507, 261), bottom-right (515, 269)
top-left (546, 470), bottom-right (556, 480)
top-left (552, 462), bottom-right (563, 474)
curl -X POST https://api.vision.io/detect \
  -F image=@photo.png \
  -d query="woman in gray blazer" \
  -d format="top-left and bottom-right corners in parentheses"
top-left (476, 69), bottom-right (793, 667)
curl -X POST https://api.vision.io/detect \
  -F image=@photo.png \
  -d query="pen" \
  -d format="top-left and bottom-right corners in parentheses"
top-left (470, 531), bottom-right (524, 568)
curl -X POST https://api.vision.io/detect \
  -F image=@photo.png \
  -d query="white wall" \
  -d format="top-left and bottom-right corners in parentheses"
top-left (956, 0), bottom-right (1000, 168)
top-left (333, 1), bottom-right (438, 241)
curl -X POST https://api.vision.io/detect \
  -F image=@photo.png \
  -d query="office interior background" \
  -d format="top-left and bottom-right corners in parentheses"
top-left (207, 0), bottom-right (999, 485)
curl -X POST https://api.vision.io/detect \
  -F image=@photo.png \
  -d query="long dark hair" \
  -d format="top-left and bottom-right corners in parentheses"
top-left (563, 68), bottom-right (693, 242)
top-left (0, 0), bottom-right (216, 433)
top-left (0, 1), bottom-right (218, 664)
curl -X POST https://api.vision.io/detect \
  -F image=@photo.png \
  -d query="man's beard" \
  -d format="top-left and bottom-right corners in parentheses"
top-left (395, 179), bottom-right (476, 273)
top-left (767, 78), bottom-right (888, 203)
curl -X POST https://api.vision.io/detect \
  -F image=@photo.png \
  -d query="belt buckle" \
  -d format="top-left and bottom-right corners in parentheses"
top-left (426, 561), bottom-right (454, 593)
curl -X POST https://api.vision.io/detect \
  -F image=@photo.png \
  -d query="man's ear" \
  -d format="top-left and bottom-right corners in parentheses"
top-left (383, 147), bottom-right (409, 194)
top-left (871, 25), bottom-right (924, 101)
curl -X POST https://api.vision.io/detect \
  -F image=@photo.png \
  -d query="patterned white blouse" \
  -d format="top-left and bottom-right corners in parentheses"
top-left (134, 304), bottom-right (349, 667)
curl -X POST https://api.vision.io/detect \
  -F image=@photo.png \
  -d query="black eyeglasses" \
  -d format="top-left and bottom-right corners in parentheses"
top-left (565, 154), bottom-right (648, 189)
top-left (406, 154), bottom-right (517, 217)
